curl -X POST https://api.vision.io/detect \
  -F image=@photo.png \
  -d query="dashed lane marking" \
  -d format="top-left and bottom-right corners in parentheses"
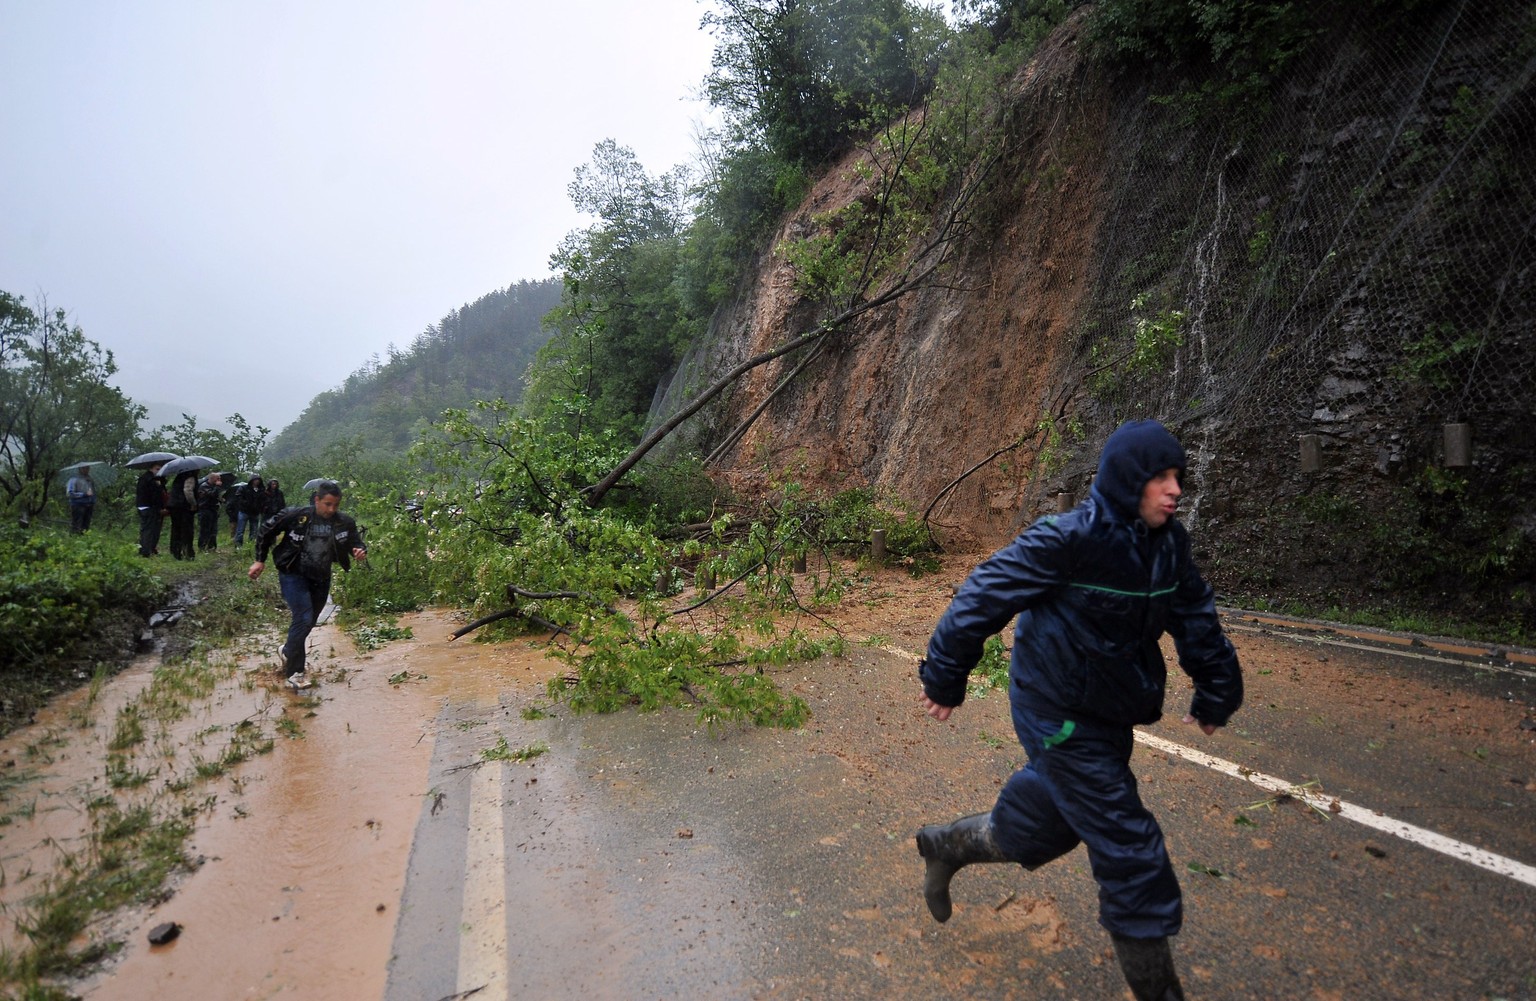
top-left (878, 641), bottom-right (1536, 889)
top-left (1224, 622), bottom-right (1536, 681)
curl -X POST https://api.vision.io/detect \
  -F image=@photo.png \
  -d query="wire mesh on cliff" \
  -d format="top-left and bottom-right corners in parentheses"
top-left (1075, 0), bottom-right (1533, 484)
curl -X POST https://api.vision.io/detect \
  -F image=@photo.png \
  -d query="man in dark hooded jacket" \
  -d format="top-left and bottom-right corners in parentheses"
top-left (915, 419), bottom-right (1242, 1001)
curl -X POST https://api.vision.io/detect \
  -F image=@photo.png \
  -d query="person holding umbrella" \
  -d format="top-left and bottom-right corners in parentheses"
top-left (168, 467), bottom-right (198, 559)
top-left (248, 479), bottom-right (367, 691)
top-left (64, 464), bottom-right (98, 533)
top-left (157, 455), bottom-right (218, 560)
top-left (127, 452), bottom-right (179, 557)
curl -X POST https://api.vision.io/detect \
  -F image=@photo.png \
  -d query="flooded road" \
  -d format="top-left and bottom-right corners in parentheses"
top-left (4, 578), bottom-right (1536, 1000)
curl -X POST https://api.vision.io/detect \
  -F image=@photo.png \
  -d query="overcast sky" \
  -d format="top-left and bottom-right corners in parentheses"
top-left (0, 1), bottom-right (717, 437)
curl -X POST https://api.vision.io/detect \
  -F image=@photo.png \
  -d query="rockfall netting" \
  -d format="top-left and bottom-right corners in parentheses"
top-left (1050, 0), bottom-right (1534, 625)
top-left (1075, 0), bottom-right (1534, 492)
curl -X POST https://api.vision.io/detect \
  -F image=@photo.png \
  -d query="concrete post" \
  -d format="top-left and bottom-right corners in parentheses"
top-left (871, 529), bottom-right (887, 562)
top-left (1443, 423), bottom-right (1472, 468)
top-left (1299, 434), bottom-right (1323, 473)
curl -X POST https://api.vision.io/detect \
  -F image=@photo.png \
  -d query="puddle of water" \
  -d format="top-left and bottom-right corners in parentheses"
top-left (0, 607), bottom-right (560, 1001)
top-left (1, 643), bottom-right (273, 954)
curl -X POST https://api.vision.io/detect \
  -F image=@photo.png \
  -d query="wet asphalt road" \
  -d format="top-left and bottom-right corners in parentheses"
top-left (382, 620), bottom-right (1536, 1001)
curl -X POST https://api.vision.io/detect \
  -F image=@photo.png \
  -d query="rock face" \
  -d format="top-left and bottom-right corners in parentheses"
top-left (652, 4), bottom-right (1536, 630)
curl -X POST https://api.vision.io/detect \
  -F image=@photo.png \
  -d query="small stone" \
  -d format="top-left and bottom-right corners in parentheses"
top-left (148, 921), bottom-right (181, 945)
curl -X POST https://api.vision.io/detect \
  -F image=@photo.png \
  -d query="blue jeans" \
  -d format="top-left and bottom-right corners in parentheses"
top-left (235, 510), bottom-right (258, 545)
top-left (278, 571), bottom-right (332, 675)
top-left (990, 697), bottom-right (1183, 939)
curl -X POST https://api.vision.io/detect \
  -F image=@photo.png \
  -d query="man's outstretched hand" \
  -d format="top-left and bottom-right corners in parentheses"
top-left (1182, 714), bottom-right (1218, 735)
top-left (919, 690), bottom-right (955, 722)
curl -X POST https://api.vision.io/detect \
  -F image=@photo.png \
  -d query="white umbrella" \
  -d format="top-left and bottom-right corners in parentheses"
top-left (56, 460), bottom-right (119, 488)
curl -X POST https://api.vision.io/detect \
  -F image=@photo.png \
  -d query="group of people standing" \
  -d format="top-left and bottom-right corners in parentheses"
top-left (228, 474), bottom-right (284, 547)
top-left (134, 464), bottom-right (285, 559)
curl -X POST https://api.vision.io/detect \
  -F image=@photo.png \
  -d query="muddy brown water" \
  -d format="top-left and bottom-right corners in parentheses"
top-left (3, 561), bottom-right (1535, 999)
top-left (1, 609), bottom-right (564, 1000)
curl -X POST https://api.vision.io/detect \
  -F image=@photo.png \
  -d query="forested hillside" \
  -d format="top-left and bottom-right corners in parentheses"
top-left (263, 278), bottom-right (561, 464)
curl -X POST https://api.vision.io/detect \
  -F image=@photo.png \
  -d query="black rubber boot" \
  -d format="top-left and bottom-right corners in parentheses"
top-left (1110, 934), bottom-right (1186, 1001)
top-left (915, 812), bottom-right (1009, 922)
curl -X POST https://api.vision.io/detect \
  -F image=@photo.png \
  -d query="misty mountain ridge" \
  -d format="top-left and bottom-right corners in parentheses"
top-left (263, 278), bottom-right (562, 465)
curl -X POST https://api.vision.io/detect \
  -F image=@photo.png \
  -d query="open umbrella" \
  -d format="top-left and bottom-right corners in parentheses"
top-left (159, 455), bottom-right (219, 479)
top-left (302, 477), bottom-right (338, 495)
top-left (126, 451), bottom-right (180, 470)
top-left (55, 460), bottom-right (119, 489)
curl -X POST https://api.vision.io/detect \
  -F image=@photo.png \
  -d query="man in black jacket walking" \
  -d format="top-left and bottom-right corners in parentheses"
top-left (248, 480), bottom-right (366, 690)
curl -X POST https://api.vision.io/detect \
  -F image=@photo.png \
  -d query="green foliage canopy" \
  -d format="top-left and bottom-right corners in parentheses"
top-left (527, 142), bottom-right (698, 436)
top-left (0, 291), bottom-right (145, 519)
top-left (702, 0), bottom-right (948, 170)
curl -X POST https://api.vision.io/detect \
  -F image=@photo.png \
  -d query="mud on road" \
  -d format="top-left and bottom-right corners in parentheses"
top-left (3, 557), bottom-right (1535, 1000)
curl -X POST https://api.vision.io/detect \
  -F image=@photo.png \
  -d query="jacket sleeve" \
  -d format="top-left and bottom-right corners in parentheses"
top-left (253, 508), bottom-right (294, 563)
top-left (1165, 529), bottom-right (1243, 726)
top-left (919, 517), bottom-right (1071, 708)
top-left (334, 514), bottom-right (364, 570)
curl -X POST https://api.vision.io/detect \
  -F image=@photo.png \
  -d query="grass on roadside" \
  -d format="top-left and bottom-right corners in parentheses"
top-left (0, 546), bottom-right (288, 999)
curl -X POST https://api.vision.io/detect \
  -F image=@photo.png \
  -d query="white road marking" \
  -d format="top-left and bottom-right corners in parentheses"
top-left (1224, 622), bottom-right (1536, 680)
top-left (1135, 730), bottom-right (1536, 888)
top-left (459, 760), bottom-right (509, 1000)
top-left (882, 640), bottom-right (1536, 888)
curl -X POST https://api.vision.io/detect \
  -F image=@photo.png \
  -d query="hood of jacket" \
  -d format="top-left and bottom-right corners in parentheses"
top-left (1089, 419), bottom-right (1187, 524)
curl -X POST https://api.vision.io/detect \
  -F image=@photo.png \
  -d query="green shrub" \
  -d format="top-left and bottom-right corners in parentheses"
top-left (0, 527), bottom-right (164, 671)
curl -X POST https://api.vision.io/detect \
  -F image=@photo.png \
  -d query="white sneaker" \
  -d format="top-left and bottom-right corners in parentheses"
top-left (276, 646), bottom-right (288, 671)
top-left (284, 672), bottom-right (311, 691)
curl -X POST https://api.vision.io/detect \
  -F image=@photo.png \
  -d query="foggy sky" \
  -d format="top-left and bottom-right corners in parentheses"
top-left (0, 1), bottom-right (715, 437)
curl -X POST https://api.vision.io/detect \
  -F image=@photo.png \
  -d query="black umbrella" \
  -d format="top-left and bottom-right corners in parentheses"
top-left (126, 451), bottom-right (180, 470)
top-left (159, 455), bottom-right (219, 479)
